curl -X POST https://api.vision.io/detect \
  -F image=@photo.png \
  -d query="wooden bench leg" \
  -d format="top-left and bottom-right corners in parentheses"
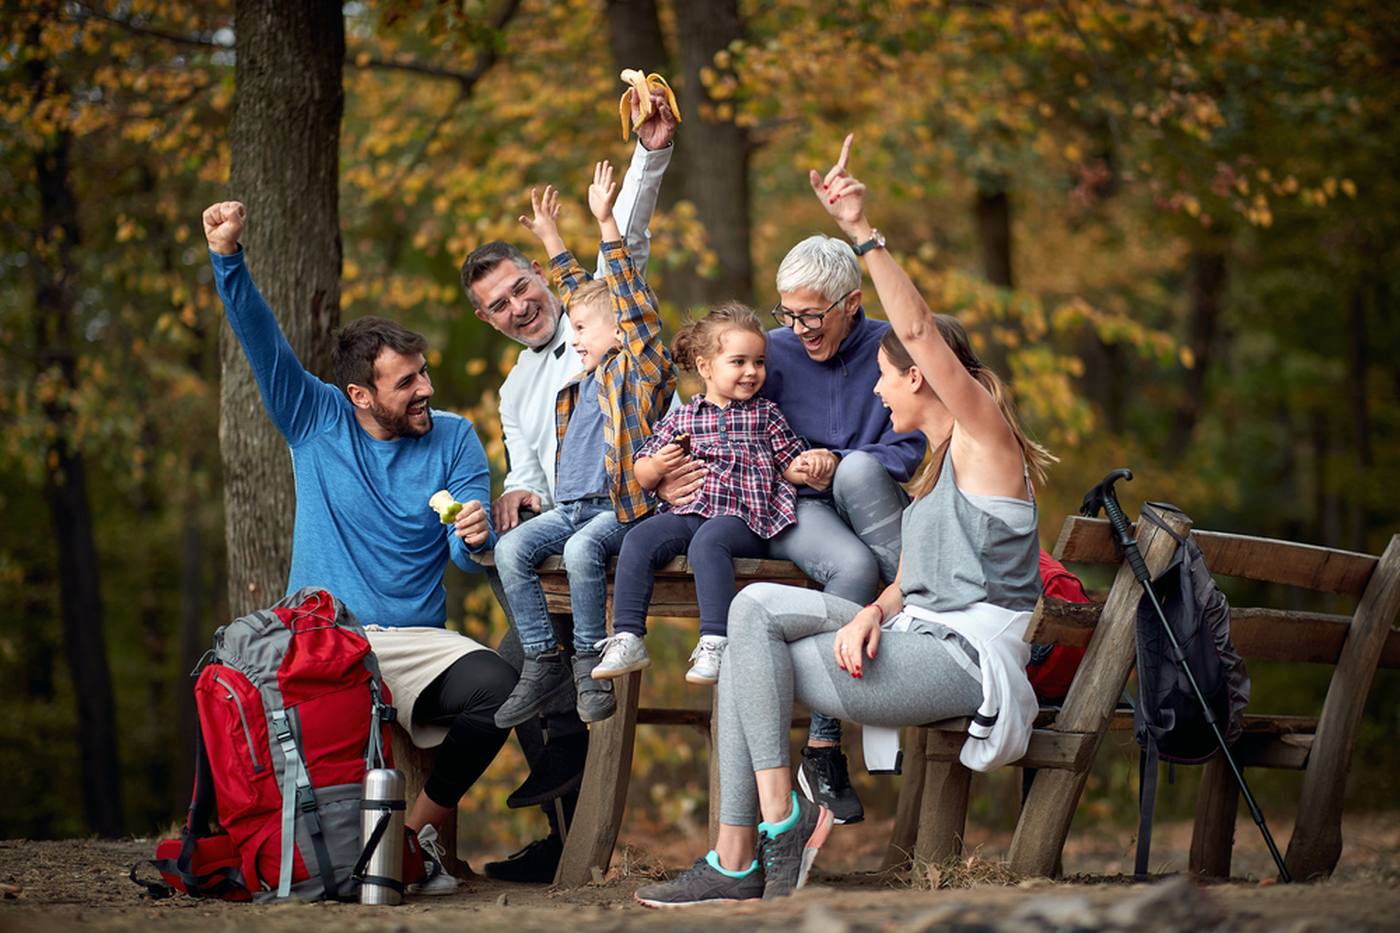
top-left (1286, 535), bottom-right (1400, 881)
top-left (391, 724), bottom-right (460, 876)
top-left (554, 670), bottom-right (642, 885)
top-left (1189, 754), bottom-right (1239, 878)
top-left (1008, 768), bottom-right (1087, 878)
top-left (914, 756), bottom-right (970, 865)
top-left (881, 727), bottom-right (928, 871)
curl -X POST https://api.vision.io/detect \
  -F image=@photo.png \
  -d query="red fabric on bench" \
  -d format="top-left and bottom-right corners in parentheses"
top-left (1029, 550), bottom-right (1090, 701)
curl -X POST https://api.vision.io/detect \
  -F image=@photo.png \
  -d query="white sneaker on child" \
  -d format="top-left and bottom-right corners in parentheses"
top-left (685, 635), bottom-right (728, 685)
top-left (592, 632), bottom-right (651, 679)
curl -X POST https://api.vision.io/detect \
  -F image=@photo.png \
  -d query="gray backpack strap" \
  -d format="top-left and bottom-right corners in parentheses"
top-left (270, 710), bottom-right (302, 898)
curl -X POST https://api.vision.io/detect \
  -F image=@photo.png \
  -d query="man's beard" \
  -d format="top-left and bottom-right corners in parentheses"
top-left (369, 398), bottom-right (432, 439)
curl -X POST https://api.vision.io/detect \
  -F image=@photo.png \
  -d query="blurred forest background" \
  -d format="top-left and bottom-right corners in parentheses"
top-left (1, 0), bottom-right (1397, 857)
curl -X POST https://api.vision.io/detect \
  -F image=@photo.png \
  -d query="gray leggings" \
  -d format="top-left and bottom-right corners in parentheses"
top-left (717, 583), bottom-right (983, 826)
top-left (768, 450), bottom-right (910, 744)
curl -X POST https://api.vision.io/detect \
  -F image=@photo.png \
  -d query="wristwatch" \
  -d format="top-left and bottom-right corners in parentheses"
top-left (852, 228), bottom-right (886, 256)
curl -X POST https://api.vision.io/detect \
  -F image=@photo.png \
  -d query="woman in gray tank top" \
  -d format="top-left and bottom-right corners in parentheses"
top-left (633, 136), bottom-right (1056, 908)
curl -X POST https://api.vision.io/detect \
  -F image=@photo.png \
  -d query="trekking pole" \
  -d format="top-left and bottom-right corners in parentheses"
top-left (1088, 469), bottom-right (1292, 883)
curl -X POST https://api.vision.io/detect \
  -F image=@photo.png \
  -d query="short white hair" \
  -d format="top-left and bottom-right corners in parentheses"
top-left (775, 235), bottom-right (861, 302)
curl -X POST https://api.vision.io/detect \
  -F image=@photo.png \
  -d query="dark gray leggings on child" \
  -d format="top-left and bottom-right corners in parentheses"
top-left (611, 512), bottom-right (767, 638)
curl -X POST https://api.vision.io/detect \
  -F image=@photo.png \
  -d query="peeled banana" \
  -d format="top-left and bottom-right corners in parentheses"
top-left (428, 489), bottom-right (463, 524)
top-left (617, 69), bottom-right (682, 141)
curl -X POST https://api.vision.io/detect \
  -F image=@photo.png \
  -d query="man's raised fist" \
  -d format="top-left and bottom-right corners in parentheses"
top-left (202, 201), bottom-right (246, 255)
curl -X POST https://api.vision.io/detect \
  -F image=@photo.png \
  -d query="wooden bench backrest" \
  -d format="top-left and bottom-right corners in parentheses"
top-left (1034, 515), bottom-right (1400, 670)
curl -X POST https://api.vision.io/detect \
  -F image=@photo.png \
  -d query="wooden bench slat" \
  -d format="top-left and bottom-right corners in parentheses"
top-left (924, 713), bottom-right (1318, 771)
top-left (1052, 516), bottom-right (1377, 597)
top-left (1028, 599), bottom-right (1400, 668)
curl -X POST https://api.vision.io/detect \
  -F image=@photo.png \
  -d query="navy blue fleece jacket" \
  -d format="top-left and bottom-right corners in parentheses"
top-left (760, 308), bottom-right (927, 495)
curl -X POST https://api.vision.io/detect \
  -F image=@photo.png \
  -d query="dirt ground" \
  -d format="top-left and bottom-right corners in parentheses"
top-left (3, 814), bottom-right (1399, 932)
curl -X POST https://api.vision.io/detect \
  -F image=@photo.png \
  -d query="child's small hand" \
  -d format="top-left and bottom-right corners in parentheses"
top-left (800, 449), bottom-right (837, 487)
top-left (588, 161), bottom-right (617, 225)
top-left (651, 441), bottom-right (689, 476)
top-left (518, 185), bottom-right (562, 243)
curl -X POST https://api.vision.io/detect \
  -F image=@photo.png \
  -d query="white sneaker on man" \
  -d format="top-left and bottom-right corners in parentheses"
top-left (685, 635), bottom-right (727, 685)
top-left (408, 823), bottom-right (459, 895)
top-left (592, 632), bottom-right (651, 679)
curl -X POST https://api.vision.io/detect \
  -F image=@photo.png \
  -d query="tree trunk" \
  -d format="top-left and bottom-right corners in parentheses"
top-left (222, 0), bottom-right (344, 617)
top-left (1168, 248), bottom-right (1227, 458)
top-left (1347, 281), bottom-right (1372, 552)
top-left (975, 182), bottom-right (1014, 375)
top-left (28, 12), bottom-right (124, 836)
top-left (673, 0), bottom-right (752, 306)
top-left (175, 471), bottom-right (209, 810)
top-left (603, 0), bottom-right (686, 206)
top-left (975, 185), bottom-right (1014, 290)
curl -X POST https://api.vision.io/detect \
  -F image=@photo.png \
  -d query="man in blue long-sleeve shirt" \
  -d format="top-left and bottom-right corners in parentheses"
top-left (204, 200), bottom-right (511, 894)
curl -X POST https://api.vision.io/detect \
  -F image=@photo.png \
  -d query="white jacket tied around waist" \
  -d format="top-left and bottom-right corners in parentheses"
top-left (864, 601), bottom-right (1037, 773)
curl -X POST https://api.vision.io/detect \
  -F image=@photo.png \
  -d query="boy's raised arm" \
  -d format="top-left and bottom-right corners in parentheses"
top-left (590, 162), bottom-right (665, 366)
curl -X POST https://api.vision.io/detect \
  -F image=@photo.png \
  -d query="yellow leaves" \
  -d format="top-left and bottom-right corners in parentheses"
top-left (115, 215), bottom-right (144, 243)
top-left (464, 358), bottom-right (487, 377)
top-left (1341, 178), bottom-right (1357, 198)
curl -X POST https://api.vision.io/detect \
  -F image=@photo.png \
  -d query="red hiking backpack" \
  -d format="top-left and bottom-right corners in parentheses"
top-left (1026, 550), bottom-right (1091, 701)
top-left (140, 588), bottom-right (400, 901)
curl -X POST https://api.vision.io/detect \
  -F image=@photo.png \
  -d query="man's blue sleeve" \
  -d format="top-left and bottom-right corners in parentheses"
top-left (210, 248), bottom-right (342, 447)
top-left (447, 418), bottom-right (497, 573)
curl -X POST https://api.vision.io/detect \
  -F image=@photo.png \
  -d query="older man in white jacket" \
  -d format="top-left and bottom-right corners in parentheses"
top-left (458, 90), bottom-right (677, 883)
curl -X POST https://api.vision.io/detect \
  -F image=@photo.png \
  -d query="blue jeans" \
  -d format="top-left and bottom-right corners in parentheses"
top-left (494, 497), bottom-right (633, 656)
top-left (612, 512), bottom-right (768, 639)
top-left (768, 450), bottom-right (910, 745)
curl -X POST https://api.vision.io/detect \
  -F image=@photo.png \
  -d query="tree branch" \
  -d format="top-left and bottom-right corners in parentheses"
top-left (69, 0), bottom-right (524, 90)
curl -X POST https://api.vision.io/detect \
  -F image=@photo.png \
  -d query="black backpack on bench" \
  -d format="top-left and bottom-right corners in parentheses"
top-left (1131, 502), bottom-right (1251, 877)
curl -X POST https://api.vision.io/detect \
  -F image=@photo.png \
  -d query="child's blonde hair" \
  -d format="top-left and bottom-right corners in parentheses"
top-left (671, 301), bottom-right (764, 372)
top-left (565, 279), bottom-right (612, 320)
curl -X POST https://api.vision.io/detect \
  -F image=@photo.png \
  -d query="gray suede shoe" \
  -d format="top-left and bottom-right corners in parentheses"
top-left (572, 651), bottom-right (616, 723)
top-left (493, 648), bottom-right (573, 729)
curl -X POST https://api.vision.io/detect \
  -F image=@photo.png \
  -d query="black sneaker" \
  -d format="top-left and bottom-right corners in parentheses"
top-left (572, 651), bottom-right (616, 723)
top-left (634, 854), bottom-right (764, 908)
top-left (494, 649), bottom-right (573, 729)
top-left (506, 730), bottom-right (587, 809)
top-left (483, 835), bottom-right (562, 884)
top-left (757, 794), bottom-right (833, 899)
top-left (797, 745), bottom-right (865, 825)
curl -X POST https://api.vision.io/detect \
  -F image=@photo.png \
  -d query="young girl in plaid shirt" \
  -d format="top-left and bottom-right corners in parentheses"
top-left (594, 303), bottom-right (822, 685)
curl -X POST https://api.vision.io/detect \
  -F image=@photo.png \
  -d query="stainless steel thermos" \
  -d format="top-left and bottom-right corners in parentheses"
top-left (359, 767), bottom-right (406, 905)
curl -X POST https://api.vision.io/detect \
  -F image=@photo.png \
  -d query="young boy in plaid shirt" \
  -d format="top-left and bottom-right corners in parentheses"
top-left (492, 161), bottom-right (675, 728)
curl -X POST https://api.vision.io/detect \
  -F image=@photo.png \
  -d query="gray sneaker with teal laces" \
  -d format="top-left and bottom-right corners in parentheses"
top-left (757, 792), bottom-right (833, 899)
top-left (634, 852), bottom-right (763, 908)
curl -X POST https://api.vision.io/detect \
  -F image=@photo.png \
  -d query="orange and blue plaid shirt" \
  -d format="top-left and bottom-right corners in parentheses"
top-left (551, 241), bottom-right (675, 524)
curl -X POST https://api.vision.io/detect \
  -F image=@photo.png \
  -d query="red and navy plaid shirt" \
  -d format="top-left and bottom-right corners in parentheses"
top-left (637, 395), bottom-right (807, 539)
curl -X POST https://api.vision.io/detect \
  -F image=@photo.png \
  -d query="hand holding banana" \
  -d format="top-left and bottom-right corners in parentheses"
top-left (617, 69), bottom-right (682, 143)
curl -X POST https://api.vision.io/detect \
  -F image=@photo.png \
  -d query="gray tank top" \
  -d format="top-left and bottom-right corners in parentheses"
top-left (899, 446), bottom-right (1041, 613)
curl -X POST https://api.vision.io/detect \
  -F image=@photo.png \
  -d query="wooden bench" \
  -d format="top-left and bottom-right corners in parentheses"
top-left (888, 513), bottom-right (1400, 881)
top-left (478, 552), bottom-right (819, 886)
